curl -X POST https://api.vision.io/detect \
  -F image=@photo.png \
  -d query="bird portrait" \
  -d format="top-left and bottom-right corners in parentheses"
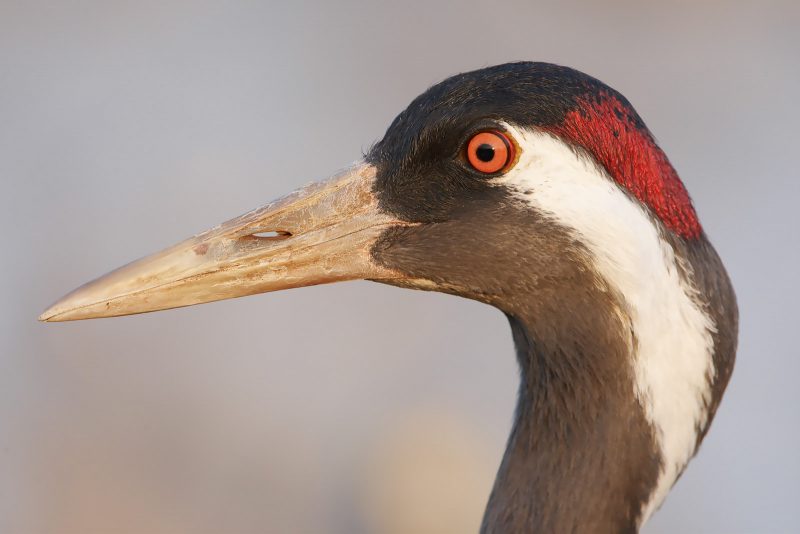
top-left (42, 62), bottom-right (738, 533)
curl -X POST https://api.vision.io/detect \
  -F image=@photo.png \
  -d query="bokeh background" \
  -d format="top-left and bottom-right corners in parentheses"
top-left (3, 1), bottom-right (799, 532)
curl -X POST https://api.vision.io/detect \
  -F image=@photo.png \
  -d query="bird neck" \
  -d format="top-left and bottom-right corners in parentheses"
top-left (480, 313), bottom-right (661, 534)
top-left (371, 197), bottom-right (734, 532)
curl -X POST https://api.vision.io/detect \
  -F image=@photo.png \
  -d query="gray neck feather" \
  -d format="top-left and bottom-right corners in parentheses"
top-left (371, 201), bottom-right (737, 533)
top-left (480, 309), bottom-right (662, 534)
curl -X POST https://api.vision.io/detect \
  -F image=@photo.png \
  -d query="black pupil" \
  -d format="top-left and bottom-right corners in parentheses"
top-left (475, 143), bottom-right (495, 162)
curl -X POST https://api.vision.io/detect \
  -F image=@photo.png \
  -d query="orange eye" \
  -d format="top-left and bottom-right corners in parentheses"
top-left (466, 130), bottom-right (516, 174)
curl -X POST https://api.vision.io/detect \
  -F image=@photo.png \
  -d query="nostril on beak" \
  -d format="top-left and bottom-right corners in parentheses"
top-left (248, 230), bottom-right (293, 240)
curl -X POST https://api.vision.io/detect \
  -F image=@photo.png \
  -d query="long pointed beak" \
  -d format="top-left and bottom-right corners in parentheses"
top-left (40, 162), bottom-right (404, 322)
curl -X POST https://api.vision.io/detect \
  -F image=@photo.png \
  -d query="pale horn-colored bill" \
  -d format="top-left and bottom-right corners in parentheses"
top-left (40, 162), bottom-right (406, 322)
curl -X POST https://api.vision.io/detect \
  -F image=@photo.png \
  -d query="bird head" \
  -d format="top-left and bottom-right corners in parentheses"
top-left (39, 62), bottom-right (701, 323)
top-left (40, 61), bottom-right (738, 531)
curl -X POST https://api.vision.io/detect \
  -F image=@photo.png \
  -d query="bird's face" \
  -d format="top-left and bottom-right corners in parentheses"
top-left (40, 62), bottom-right (698, 322)
top-left (367, 116), bottom-right (576, 313)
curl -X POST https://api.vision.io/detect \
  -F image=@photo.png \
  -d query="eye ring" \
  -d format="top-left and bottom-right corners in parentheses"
top-left (466, 130), bottom-right (516, 174)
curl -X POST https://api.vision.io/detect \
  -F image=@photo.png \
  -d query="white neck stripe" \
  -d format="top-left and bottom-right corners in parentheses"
top-left (497, 127), bottom-right (716, 524)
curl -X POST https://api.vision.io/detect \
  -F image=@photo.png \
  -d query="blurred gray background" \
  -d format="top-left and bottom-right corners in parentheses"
top-left (2, 1), bottom-right (798, 532)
